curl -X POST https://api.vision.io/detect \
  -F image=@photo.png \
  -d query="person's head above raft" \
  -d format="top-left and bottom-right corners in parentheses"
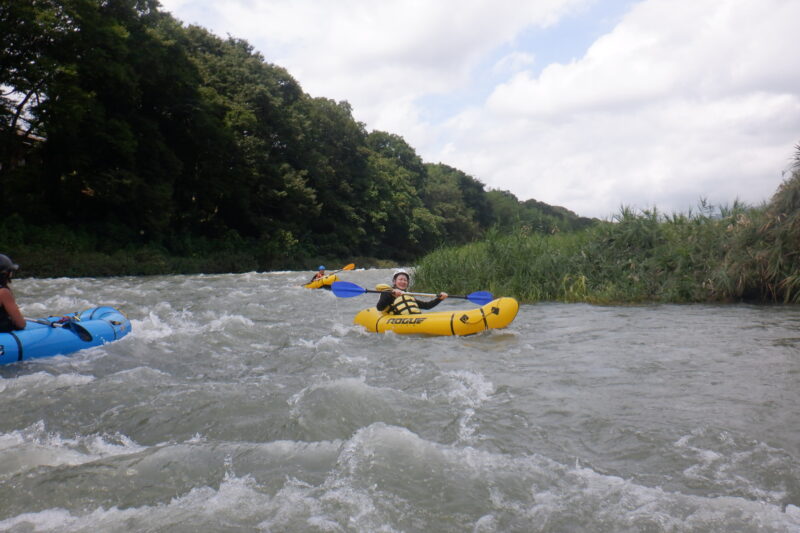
top-left (0, 254), bottom-right (19, 287)
top-left (392, 269), bottom-right (410, 290)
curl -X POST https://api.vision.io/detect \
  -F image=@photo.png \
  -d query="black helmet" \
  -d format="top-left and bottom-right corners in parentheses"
top-left (0, 254), bottom-right (18, 273)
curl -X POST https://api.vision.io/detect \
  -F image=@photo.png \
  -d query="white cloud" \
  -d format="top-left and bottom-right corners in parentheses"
top-left (434, 0), bottom-right (800, 217)
top-left (492, 52), bottom-right (537, 76)
top-left (160, 0), bottom-right (587, 105)
top-left (159, 0), bottom-right (800, 218)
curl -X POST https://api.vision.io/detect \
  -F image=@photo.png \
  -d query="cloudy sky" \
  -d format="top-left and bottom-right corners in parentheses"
top-left (158, 0), bottom-right (800, 219)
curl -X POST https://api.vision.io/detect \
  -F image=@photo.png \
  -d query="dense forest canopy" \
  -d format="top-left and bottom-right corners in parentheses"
top-left (0, 0), bottom-right (592, 274)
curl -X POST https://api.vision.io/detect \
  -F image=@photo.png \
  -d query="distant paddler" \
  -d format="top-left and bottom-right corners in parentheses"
top-left (309, 265), bottom-right (327, 284)
top-left (303, 263), bottom-right (355, 290)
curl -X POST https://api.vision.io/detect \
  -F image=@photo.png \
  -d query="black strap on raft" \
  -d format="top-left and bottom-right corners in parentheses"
top-left (9, 331), bottom-right (23, 361)
top-left (65, 321), bottom-right (93, 342)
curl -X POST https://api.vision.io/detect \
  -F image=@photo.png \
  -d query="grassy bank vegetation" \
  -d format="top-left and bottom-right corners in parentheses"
top-left (416, 151), bottom-right (800, 304)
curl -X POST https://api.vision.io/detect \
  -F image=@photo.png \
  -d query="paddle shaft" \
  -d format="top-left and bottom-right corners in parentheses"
top-left (27, 318), bottom-right (59, 326)
top-left (26, 317), bottom-right (93, 341)
top-left (366, 288), bottom-right (465, 300)
top-left (331, 281), bottom-right (493, 305)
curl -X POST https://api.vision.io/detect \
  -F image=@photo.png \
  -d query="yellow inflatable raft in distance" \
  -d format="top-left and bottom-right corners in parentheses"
top-left (304, 274), bottom-right (339, 289)
top-left (354, 297), bottom-right (519, 336)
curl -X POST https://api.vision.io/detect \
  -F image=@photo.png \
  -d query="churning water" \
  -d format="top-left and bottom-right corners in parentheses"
top-left (1, 269), bottom-right (799, 532)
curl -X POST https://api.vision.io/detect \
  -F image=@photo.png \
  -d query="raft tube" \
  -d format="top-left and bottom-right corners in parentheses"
top-left (304, 274), bottom-right (339, 289)
top-left (0, 306), bottom-right (131, 365)
top-left (354, 297), bottom-right (519, 336)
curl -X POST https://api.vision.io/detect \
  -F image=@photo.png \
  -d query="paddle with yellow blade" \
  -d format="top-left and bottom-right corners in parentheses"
top-left (330, 263), bottom-right (355, 275)
top-left (331, 281), bottom-right (494, 305)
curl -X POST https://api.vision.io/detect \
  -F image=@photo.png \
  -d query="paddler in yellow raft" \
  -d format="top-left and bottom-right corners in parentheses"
top-left (335, 270), bottom-right (518, 335)
top-left (309, 265), bottom-right (327, 283)
top-left (304, 265), bottom-right (334, 290)
top-left (376, 269), bottom-right (448, 314)
top-left (304, 263), bottom-right (356, 290)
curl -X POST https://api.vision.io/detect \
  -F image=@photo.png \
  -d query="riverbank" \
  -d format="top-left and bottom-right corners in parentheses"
top-left (415, 200), bottom-right (799, 305)
top-left (6, 241), bottom-right (396, 279)
top-left (7, 151), bottom-right (799, 298)
top-left (414, 157), bottom-right (800, 305)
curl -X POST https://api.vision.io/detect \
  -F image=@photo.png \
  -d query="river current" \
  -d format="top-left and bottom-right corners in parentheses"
top-left (1, 269), bottom-right (799, 532)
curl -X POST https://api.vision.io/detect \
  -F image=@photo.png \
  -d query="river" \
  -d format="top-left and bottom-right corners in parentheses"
top-left (1, 269), bottom-right (799, 532)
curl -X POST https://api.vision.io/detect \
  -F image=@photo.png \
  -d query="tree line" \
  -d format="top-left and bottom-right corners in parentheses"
top-left (1, 0), bottom-right (592, 276)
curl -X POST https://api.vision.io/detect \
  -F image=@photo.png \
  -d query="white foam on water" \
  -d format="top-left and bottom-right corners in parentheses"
top-left (25, 295), bottom-right (95, 316)
top-left (425, 370), bottom-right (496, 444)
top-left (225, 288), bottom-right (253, 300)
top-left (288, 377), bottom-right (406, 411)
top-left (301, 428), bottom-right (797, 531)
top-left (456, 407), bottom-right (480, 444)
top-left (437, 369), bottom-right (495, 409)
top-left (105, 366), bottom-right (171, 381)
top-left (0, 371), bottom-right (94, 397)
top-left (0, 508), bottom-right (77, 532)
top-left (296, 334), bottom-right (342, 350)
top-left (673, 427), bottom-right (794, 505)
top-left (325, 423), bottom-right (800, 532)
top-left (529, 463), bottom-right (800, 532)
top-left (289, 377), bottom-right (379, 418)
top-left (165, 472), bottom-right (271, 523)
top-left (292, 426), bottom-right (421, 531)
top-left (287, 378), bottom-right (422, 441)
top-left (330, 322), bottom-right (353, 337)
top-left (84, 432), bottom-right (142, 457)
top-left (2, 424), bottom-right (798, 531)
top-left (0, 469), bottom-right (352, 532)
top-left (335, 353), bottom-right (369, 366)
top-left (201, 310), bottom-right (254, 332)
top-left (130, 310), bottom-right (179, 342)
top-left (0, 420), bottom-right (145, 478)
top-left (56, 285), bottom-right (84, 297)
top-left (347, 322), bottom-right (378, 337)
top-left (129, 301), bottom-right (250, 342)
top-left (473, 513), bottom-right (498, 532)
top-left (127, 302), bottom-right (254, 343)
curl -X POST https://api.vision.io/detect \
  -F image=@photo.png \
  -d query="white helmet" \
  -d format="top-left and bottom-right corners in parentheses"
top-left (392, 268), bottom-right (410, 282)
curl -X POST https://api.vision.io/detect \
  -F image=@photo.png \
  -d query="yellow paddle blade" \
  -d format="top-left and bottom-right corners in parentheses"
top-left (375, 284), bottom-right (392, 291)
top-left (341, 263), bottom-right (355, 271)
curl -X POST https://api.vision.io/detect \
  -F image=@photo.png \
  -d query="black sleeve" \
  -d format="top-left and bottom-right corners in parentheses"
top-left (417, 296), bottom-right (443, 310)
top-left (376, 291), bottom-right (394, 312)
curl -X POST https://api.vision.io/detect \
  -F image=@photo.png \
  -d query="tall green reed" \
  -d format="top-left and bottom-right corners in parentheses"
top-left (415, 183), bottom-right (799, 304)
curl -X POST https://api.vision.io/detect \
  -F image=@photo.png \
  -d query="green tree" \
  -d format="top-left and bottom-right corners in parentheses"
top-left (182, 29), bottom-right (318, 245)
top-left (365, 131), bottom-right (443, 258)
